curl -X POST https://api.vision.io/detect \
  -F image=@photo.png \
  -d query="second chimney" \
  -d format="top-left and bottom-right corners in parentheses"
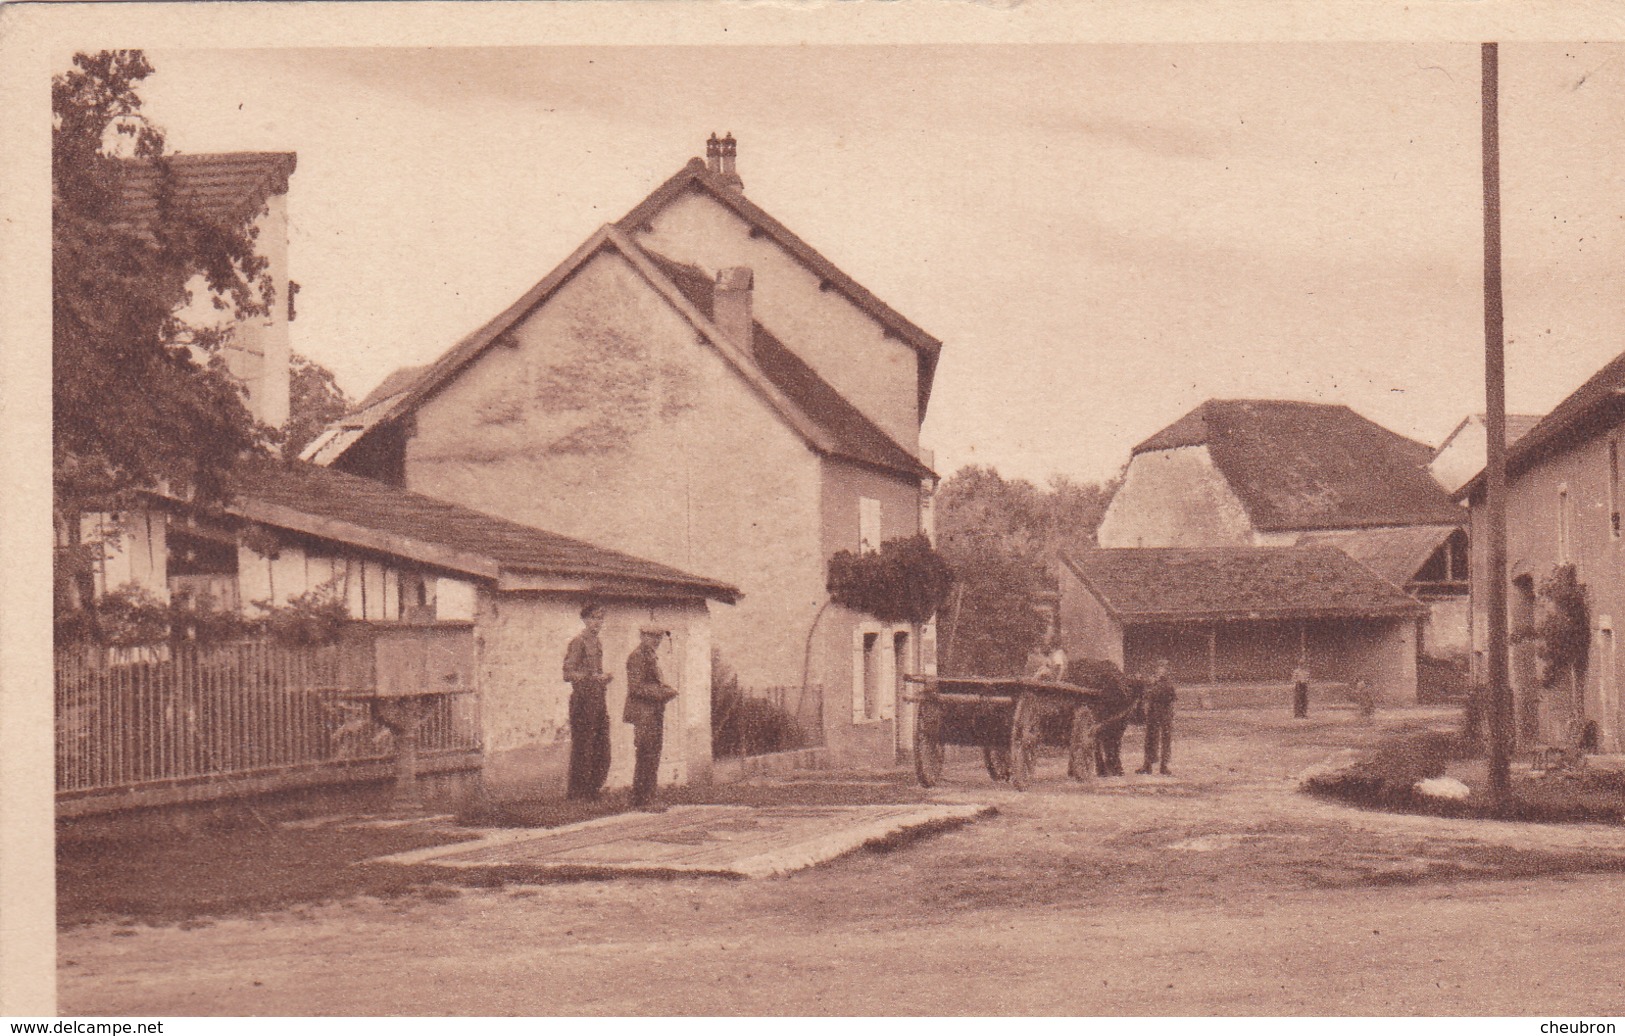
top-left (712, 267), bottom-right (754, 350)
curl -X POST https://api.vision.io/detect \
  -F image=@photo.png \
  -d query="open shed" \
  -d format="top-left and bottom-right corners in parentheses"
top-left (1059, 547), bottom-right (1427, 706)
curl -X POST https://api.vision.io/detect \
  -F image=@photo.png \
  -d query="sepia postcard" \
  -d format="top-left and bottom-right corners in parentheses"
top-left (5, 0), bottom-right (1625, 1022)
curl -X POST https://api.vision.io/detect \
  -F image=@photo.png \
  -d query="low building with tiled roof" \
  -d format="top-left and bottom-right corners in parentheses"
top-left (1457, 350), bottom-right (1625, 754)
top-left (1096, 398), bottom-right (1470, 686)
top-left (86, 457), bottom-right (738, 803)
top-left (1059, 547), bottom-right (1426, 705)
top-left (304, 136), bottom-right (943, 768)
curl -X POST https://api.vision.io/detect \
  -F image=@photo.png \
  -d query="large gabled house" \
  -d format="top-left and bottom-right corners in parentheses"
top-left (1096, 399), bottom-right (1468, 677)
top-left (1457, 352), bottom-right (1625, 754)
top-left (307, 137), bottom-right (943, 766)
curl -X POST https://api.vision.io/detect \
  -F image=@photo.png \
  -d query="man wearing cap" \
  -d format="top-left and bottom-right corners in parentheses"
top-left (562, 602), bottom-right (613, 800)
top-left (624, 624), bottom-right (679, 810)
top-left (1135, 658), bottom-right (1177, 776)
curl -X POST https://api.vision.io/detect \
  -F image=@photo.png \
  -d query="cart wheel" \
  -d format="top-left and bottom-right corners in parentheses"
top-left (1068, 705), bottom-right (1096, 781)
top-left (983, 747), bottom-right (1012, 782)
top-left (914, 699), bottom-right (944, 788)
top-left (1009, 693), bottom-right (1042, 791)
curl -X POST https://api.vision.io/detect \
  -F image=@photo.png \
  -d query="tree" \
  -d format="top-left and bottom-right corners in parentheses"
top-left (1535, 563), bottom-right (1591, 742)
top-left (936, 549), bottom-right (1048, 678)
top-left (934, 464), bottom-right (1118, 577)
top-left (53, 50), bottom-right (274, 616)
top-left (932, 465), bottom-right (1120, 676)
top-left (284, 353), bottom-right (353, 458)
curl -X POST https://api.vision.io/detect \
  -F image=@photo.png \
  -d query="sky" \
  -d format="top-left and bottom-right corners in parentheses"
top-left (131, 42), bottom-right (1625, 485)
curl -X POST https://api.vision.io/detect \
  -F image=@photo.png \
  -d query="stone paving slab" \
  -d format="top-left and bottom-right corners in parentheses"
top-left (371, 802), bottom-right (993, 879)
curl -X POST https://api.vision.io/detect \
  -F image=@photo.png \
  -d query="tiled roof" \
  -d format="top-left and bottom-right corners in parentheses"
top-left (1063, 547), bottom-right (1425, 623)
top-left (301, 366), bottom-right (428, 466)
top-left (1134, 399), bottom-right (1462, 531)
top-left (228, 459), bottom-right (739, 602)
top-left (1506, 413), bottom-right (1545, 446)
top-left (299, 391), bottom-right (402, 466)
top-left (1295, 525), bottom-right (1459, 585)
top-left (355, 366), bottom-right (427, 411)
top-left (642, 250), bottom-right (934, 480)
top-left (114, 152), bottom-right (296, 231)
top-left (1456, 351), bottom-right (1625, 499)
top-left (617, 158), bottom-right (942, 416)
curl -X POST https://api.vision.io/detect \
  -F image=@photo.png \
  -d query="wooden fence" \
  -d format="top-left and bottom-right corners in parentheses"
top-left (55, 634), bottom-right (480, 811)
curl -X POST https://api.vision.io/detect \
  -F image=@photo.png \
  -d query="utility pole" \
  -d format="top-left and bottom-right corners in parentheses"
top-left (1482, 42), bottom-right (1514, 799)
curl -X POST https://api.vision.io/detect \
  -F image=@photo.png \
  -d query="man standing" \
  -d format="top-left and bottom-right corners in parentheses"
top-left (1291, 659), bottom-right (1311, 719)
top-left (562, 602), bottom-right (612, 800)
top-left (1136, 658), bottom-right (1176, 776)
top-left (624, 624), bottom-right (679, 811)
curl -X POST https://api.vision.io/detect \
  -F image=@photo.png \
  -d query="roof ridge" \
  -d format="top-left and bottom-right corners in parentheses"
top-left (1457, 348), bottom-right (1625, 498)
top-left (312, 224), bottom-right (930, 482)
top-left (615, 160), bottom-right (941, 357)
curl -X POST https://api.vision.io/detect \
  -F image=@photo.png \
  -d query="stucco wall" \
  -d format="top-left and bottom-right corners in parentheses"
top-left (1344, 618), bottom-right (1419, 705)
top-left (808, 459), bottom-right (927, 766)
top-left (474, 592), bottom-right (712, 800)
top-left (84, 511), bottom-right (169, 601)
top-left (1096, 446), bottom-right (1256, 548)
top-left (1470, 415), bottom-right (1625, 751)
top-left (405, 248), bottom-right (823, 693)
top-left (220, 193), bottom-right (291, 430)
top-left (819, 459), bottom-right (922, 559)
top-left (631, 190), bottom-right (923, 451)
top-left (1058, 564), bottom-right (1124, 668)
top-left (1421, 596), bottom-right (1471, 659)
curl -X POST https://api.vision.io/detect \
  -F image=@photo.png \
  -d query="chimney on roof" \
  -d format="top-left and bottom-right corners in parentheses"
top-left (712, 267), bottom-right (754, 349)
top-left (705, 132), bottom-right (743, 192)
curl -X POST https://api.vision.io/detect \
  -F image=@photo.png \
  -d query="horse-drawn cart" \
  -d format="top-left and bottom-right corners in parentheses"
top-left (904, 675), bottom-right (1110, 790)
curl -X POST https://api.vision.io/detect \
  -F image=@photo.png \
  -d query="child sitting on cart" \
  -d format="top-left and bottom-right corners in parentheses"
top-left (1025, 634), bottom-right (1068, 682)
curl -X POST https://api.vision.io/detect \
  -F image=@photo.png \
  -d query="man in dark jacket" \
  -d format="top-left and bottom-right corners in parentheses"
top-left (562, 602), bottom-right (612, 799)
top-left (624, 625), bottom-right (679, 810)
top-left (1136, 658), bottom-right (1176, 776)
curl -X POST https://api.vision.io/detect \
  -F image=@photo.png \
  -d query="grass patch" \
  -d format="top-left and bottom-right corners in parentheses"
top-left (1301, 726), bottom-right (1625, 824)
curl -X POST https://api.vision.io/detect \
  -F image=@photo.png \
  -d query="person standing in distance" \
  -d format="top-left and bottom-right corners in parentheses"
top-left (624, 624), bottom-right (679, 811)
top-left (562, 602), bottom-right (613, 800)
top-left (1136, 658), bottom-right (1176, 776)
top-left (1291, 658), bottom-right (1311, 719)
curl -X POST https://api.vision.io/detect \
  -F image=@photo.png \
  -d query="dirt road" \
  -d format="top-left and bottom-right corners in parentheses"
top-left (59, 709), bottom-right (1625, 1015)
